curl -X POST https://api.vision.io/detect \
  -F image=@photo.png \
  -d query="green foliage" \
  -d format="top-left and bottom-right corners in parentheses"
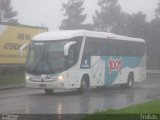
top-left (59, 0), bottom-right (87, 30)
top-left (125, 12), bottom-right (147, 38)
top-left (93, 0), bottom-right (148, 38)
top-left (0, 73), bottom-right (25, 86)
top-left (93, 0), bottom-right (122, 32)
top-left (0, 0), bottom-right (17, 22)
top-left (99, 99), bottom-right (160, 114)
top-left (82, 99), bottom-right (160, 120)
top-left (145, 19), bottom-right (160, 69)
top-left (0, 66), bottom-right (25, 86)
top-left (155, 0), bottom-right (160, 18)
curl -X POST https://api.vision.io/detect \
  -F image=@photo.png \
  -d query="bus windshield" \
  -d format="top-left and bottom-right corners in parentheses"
top-left (26, 41), bottom-right (68, 74)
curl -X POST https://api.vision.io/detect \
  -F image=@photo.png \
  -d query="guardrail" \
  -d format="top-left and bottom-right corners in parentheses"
top-left (147, 70), bottom-right (160, 74)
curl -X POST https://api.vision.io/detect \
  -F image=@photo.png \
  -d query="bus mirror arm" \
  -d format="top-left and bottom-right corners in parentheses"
top-left (64, 41), bottom-right (77, 56)
top-left (19, 43), bottom-right (29, 57)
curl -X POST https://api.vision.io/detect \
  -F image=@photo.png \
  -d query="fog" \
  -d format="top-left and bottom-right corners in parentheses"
top-left (11, 0), bottom-right (158, 30)
top-left (0, 0), bottom-right (160, 118)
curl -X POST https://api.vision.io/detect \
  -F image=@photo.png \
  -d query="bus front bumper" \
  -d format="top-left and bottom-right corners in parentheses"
top-left (25, 79), bottom-right (65, 89)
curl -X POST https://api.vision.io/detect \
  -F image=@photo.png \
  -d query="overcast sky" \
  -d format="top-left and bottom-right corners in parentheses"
top-left (11, 0), bottom-right (159, 31)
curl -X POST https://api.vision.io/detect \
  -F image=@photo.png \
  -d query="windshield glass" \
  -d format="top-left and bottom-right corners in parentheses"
top-left (26, 41), bottom-right (67, 74)
top-left (26, 37), bottom-right (82, 74)
top-left (45, 41), bottom-right (67, 72)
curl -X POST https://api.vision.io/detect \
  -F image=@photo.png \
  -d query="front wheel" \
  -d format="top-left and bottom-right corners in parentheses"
top-left (77, 77), bottom-right (89, 93)
top-left (44, 89), bottom-right (54, 95)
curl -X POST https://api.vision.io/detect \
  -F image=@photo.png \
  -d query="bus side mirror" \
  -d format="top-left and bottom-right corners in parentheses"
top-left (64, 41), bottom-right (77, 56)
top-left (19, 43), bottom-right (29, 57)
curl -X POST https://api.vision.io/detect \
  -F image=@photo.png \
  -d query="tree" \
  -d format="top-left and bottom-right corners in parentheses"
top-left (143, 0), bottom-right (160, 69)
top-left (155, 0), bottom-right (160, 19)
top-left (127, 12), bottom-right (148, 38)
top-left (59, 0), bottom-right (87, 30)
top-left (147, 0), bottom-right (160, 69)
top-left (111, 12), bottom-right (132, 36)
top-left (93, 0), bottom-right (123, 32)
top-left (0, 0), bottom-right (17, 22)
top-left (146, 19), bottom-right (160, 69)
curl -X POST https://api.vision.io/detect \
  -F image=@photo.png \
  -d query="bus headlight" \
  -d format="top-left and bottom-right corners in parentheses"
top-left (26, 76), bottom-right (31, 81)
top-left (58, 75), bottom-right (64, 81)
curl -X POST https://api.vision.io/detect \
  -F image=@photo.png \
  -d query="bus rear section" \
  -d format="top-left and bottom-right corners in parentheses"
top-left (80, 37), bottom-right (146, 88)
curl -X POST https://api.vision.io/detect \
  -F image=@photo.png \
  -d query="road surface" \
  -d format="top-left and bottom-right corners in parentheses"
top-left (0, 73), bottom-right (160, 114)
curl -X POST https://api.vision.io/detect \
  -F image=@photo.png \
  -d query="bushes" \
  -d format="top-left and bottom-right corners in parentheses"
top-left (0, 65), bottom-right (25, 75)
top-left (0, 65), bottom-right (25, 85)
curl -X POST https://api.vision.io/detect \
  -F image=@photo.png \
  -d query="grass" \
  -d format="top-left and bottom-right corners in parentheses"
top-left (0, 73), bottom-right (25, 86)
top-left (100, 99), bottom-right (160, 114)
top-left (82, 99), bottom-right (160, 120)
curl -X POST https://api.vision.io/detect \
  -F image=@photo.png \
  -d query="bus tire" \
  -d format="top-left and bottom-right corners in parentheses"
top-left (126, 73), bottom-right (134, 88)
top-left (44, 89), bottom-right (54, 95)
top-left (77, 75), bottom-right (89, 93)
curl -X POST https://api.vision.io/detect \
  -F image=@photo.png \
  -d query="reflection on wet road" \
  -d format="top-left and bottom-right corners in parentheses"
top-left (0, 74), bottom-right (160, 114)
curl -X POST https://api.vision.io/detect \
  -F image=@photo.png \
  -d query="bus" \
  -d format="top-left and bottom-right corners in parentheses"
top-left (22, 30), bottom-right (146, 94)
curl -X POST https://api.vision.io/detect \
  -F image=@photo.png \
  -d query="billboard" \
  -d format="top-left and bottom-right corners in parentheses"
top-left (0, 23), bottom-right (47, 64)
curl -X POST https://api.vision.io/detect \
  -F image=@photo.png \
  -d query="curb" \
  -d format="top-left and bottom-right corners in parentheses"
top-left (0, 84), bottom-right (25, 90)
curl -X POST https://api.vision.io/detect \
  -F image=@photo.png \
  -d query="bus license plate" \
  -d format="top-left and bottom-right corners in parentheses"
top-left (39, 84), bottom-right (46, 88)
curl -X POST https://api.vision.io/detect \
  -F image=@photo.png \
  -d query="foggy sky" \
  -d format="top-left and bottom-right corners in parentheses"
top-left (11, 0), bottom-right (159, 30)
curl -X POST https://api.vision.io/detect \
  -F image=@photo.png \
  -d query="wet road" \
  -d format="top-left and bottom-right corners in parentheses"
top-left (0, 73), bottom-right (160, 114)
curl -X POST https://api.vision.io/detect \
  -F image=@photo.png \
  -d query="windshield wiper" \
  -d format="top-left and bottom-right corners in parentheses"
top-left (32, 51), bottom-right (45, 73)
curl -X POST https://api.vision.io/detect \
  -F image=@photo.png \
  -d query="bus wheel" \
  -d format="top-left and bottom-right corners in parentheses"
top-left (126, 73), bottom-right (134, 88)
top-left (44, 89), bottom-right (54, 95)
top-left (77, 76), bottom-right (89, 93)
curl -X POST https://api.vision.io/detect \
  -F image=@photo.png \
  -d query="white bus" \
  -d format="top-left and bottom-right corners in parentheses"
top-left (23, 30), bottom-right (146, 94)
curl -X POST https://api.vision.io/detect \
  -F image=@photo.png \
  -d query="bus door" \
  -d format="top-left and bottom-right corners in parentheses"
top-left (90, 56), bottom-right (105, 86)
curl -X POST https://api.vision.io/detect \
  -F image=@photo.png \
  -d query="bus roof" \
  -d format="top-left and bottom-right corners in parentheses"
top-left (32, 30), bottom-right (145, 43)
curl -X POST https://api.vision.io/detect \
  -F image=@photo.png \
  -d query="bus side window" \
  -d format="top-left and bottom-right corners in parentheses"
top-left (84, 38), bottom-right (95, 56)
